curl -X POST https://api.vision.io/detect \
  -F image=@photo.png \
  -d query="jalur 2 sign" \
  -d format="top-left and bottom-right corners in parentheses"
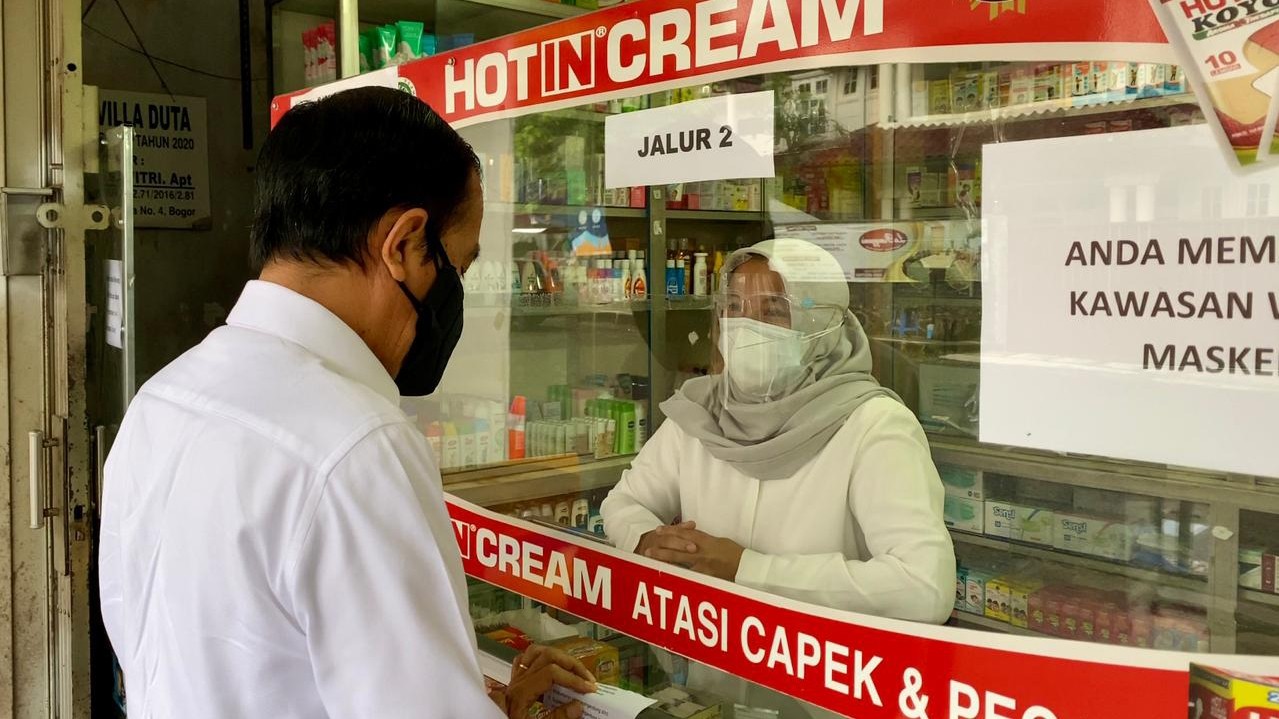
top-left (981, 124), bottom-right (1279, 478)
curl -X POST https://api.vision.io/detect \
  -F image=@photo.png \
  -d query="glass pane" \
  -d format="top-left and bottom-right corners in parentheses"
top-left (1238, 510), bottom-right (1279, 657)
top-left (403, 96), bottom-right (653, 487)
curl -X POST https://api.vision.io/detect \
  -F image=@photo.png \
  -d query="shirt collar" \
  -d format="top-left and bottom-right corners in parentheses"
top-left (226, 280), bottom-right (401, 407)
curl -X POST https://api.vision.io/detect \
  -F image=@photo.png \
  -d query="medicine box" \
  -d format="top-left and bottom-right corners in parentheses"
top-left (939, 465), bottom-right (984, 501)
top-left (954, 565), bottom-right (969, 612)
top-left (1189, 663), bottom-right (1279, 719)
top-left (984, 576), bottom-right (1013, 623)
top-left (1009, 580), bottom-right (1044, 629)
top-left (944, 495), bottom-right (983, 534)
top-left (1054, 513), bottom-right (1135, 562)
top-left (984, 502), bottom-right (1054, 546)
top-left (1263, 552), bottom-right (1278, 594)
top-left (964, 569), bottom-right (993, 616)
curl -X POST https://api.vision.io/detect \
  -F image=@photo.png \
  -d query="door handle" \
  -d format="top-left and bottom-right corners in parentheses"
top-left (28, 430), bottom-right (60, 529)
top-left (29, 430), bottom-right (44, 529)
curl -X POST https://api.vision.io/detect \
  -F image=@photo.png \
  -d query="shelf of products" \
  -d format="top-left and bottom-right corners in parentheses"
top-left (950, 610), bottom-right (1038, 638)
top-left (666, 209), bottom-right (764, 222)
top-left (950, 530), bottom-right (1207, 595)
top-left (887, 93), bottom-right (1196, 130)
top-left (1242, 590), bottom-right (1279, 610)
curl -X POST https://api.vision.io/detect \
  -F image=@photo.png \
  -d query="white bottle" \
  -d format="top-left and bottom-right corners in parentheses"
top-left (693, 252), bottom-right (709, 296)
top-left (620, 258), bottom-right (633, 300)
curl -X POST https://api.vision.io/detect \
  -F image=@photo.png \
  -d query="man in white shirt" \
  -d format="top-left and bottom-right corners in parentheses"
top-left (99, 87), bottom-right (593, 718)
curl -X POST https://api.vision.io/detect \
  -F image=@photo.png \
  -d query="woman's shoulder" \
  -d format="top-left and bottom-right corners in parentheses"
top-left (840, 395), bottom-right (925, 437)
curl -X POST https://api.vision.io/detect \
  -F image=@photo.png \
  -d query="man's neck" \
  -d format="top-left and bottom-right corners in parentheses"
top-left (258, 262), bottom-right (398, 374)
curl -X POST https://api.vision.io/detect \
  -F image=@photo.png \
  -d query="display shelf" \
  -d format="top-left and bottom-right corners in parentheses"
top-left (899, 206), bottom-right (976, 221)
top-left (950, 610), bottom-right (1038, 637)
top-left (445, 454), bottom-right (634, 507)
top-left (870, 336), bottom-right (981, 348)
top-left (508, 300), bottom-right (647, 317)
top-left (666, 209), bottom-right (763, 221)
top-left (493, 203), bottom-right (648, 219)
top-left (460, 0), bottom-right (588, 19)
top-left (950, 530), bottom-right (1208, 598)
top-left (1242, 589), bottom-right (1279, 609)
top-left (884, 94), bottom-right (1196, 130)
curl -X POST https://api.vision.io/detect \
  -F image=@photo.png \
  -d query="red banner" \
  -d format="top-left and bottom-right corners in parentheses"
top-left (271, 0), bottom-right (1175, 128)
top-left (447, 496), bottom-right (1279, 719)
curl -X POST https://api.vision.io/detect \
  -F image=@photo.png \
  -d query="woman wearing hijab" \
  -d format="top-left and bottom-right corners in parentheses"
top-left (603, 236), bottom-right (954, 626)
top-left (602, 238), bottom-right (952, 715)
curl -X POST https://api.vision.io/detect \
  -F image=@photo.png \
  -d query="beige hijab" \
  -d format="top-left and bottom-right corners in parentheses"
top-left (660, 239), bottom-right (900, 480)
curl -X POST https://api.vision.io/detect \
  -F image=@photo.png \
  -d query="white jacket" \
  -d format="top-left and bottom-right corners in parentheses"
top-left (603, 395), bottom-right (955, 621)
top-left (602, 396), bottom-right (955, 717)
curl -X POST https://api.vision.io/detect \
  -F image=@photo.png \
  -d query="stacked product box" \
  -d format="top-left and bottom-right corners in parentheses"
top-left (940, 465), bottom-right (984, 534)
top-left (955, 560), bottom-right (1209, 650)
top-left (917, 62), bottom-right (1186, 117)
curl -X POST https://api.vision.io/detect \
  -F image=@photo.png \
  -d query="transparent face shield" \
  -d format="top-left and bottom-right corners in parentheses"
top-left (712, 263), bottom-right (844, 403)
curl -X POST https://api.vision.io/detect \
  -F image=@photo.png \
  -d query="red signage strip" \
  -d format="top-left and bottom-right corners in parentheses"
top-left (271, 0), bottom-right (1174, 128)
top-left (447, 496), bottom-right (1279, 719)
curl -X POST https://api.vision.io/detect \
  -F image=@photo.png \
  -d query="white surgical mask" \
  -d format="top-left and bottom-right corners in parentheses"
top-left (718, 317), bottom-right (806, 400)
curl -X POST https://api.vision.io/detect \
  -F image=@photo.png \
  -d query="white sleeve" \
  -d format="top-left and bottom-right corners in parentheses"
top-left (286, 422), bottom-right (504, 719)
top-left (734, 405), bottom-right (956, 624)
top-left (601, 420), bottom-right (684, 553)
top-left (98, 448), bottom-right (126, 661)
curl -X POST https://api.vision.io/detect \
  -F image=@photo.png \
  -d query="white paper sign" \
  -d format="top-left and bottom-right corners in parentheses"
top-left (605, 91), bottom-right (774, 189)
top-left (777, 222), bottom-right (921, 282)
top-left (981, 125), bottom-right (1279, 478)
top-left (99, 90), bottom-right (210, 229)
top-left (543, 684), bottom-right (657, 719)
top-left (106, 260), bottom-right (124, 350)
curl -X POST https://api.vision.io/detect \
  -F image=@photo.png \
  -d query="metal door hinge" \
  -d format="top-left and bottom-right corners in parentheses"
top-left (32, 199), bottom-right (110, 231)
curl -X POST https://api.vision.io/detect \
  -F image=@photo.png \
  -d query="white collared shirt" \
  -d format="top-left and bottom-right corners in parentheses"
top-left (99, 280), bottom-right (502, 719)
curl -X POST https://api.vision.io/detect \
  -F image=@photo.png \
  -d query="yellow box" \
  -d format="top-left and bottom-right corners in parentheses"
top-left (552, 637), bottom-right (620, 687)
top-left (1189, 663), bottom-right (1279, 719)
top-left (984, 577), bottom-right (1013, 623)
top-left (1009, 580), bottom-right (1044, 629)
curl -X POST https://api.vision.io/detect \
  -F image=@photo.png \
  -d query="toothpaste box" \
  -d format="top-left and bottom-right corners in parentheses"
top-left (984, 576), bottom-right (1014, 623)
top-left (938, 465), bottom-right (984, 501)
top-left (984, 502), bottom-right (1054, 546)
top-left (944, 495), bottom-right (984, 533)
top-left (964, 569), bottom-right (994, 616)
top-left (1054, 513), bottom-right (1135, 561)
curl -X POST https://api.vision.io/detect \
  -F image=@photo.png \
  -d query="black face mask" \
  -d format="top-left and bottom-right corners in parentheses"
top-left (394, 248), bottom-right (465, 397)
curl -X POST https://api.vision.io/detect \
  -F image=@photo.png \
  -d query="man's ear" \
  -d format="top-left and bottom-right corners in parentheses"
top-left (379, 208), bottom-right (430, 282)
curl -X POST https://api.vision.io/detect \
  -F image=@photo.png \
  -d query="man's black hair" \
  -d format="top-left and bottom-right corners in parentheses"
top-left (250, 86), bottom-right (480, 271)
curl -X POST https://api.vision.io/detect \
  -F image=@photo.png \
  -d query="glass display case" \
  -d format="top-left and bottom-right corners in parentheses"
top-left (269, 5), bottom-right (1279, 715)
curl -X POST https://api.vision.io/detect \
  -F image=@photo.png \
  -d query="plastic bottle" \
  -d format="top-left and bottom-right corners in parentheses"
top-left (632, 380), bottom-right (649, 449)
top-left (633, 259), bottom-right (647, 299)
top-left (693, 252), bottom-right (709, 296)
top-left (510, 261), bottom-right (521, 296)
top-left (712, 251), bottom-right (726, 293)
top-left (459, 420), bottom-right (477, 468)
top-left (489, 401), bottom-right (507, 462)
top-left (619, 402), bottom-right (637, 454)
top-left (622, 251), bottom-right (636, 298)
top-left (612, 260), bottom-right (624, 302)
top-left (665, 259), bottom-right (679, 296)
top-left (425, 421), bottom-right (443, 464)
top-left (508, 396), bottom-right (527, 460)
top-left (675, 259), bottom-right (687, 296)
top-left (442, 422), bottom-right (461, 469)
top-left (474, 417), bottom-right (491, 465)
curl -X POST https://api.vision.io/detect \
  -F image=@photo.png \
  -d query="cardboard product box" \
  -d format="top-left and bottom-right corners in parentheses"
top-left (1069, 62), bottom-right (1093, 99)
top-left (1189, 664), bottom-right (1279, 719)
top-left (955, 565), bottom-right (969, 612)
top-left (1027, 586), bottom-right (1051, 633)
top-left (1054, 513), bottom-right (1135, 561)
top-left (945, 495), bottom-right (984, 533)
top-left (965, 569), bottom-right (994, 616)
top-left (929, 79), bottom-right (951, 114)
top-left (984, 576), bottom-right (1013, 623)
top-left (951, 73), bottom-right (982, 114)
top-left (1033, 64), bottom-right (1064, 103)
top-left (553, 637), bottom-right (621, 686)
top-left (911, 77), bottom-right (929, 117)
top-left (1008, 67), bottom-right (1034, 106)
top-left (1263, 552), bottom-right (1278, 594)
top-left (984, 502), bottom-right (1054, 546)
top-left (1009, 580), bottom-right (1044, 629)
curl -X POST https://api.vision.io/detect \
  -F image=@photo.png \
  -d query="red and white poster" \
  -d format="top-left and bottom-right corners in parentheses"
top-left (272, 0), bottom-right (1174, 129)
top-left (447, 496), bottom-right (1279, 719)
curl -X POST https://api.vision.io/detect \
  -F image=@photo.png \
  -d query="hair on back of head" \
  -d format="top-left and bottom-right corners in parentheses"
top-left (250, 86), bottom-right (480, 271)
